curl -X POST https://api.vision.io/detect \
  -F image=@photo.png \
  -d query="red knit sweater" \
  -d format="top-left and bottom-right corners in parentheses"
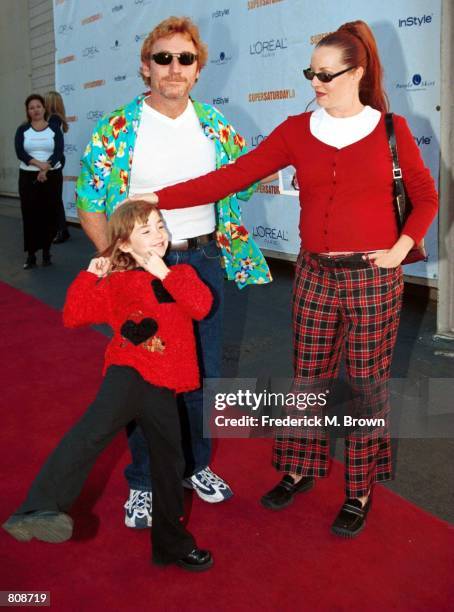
top-left (63, 265), bottom-right (213, 393)
top-left (157, 112), bottom-right (438, 252)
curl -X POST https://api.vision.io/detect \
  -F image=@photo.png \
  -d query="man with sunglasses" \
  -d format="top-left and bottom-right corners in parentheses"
top-left (76, 16), bottom-right (270, 538)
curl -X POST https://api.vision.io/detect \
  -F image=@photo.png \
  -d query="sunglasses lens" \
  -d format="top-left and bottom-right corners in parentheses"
top-left (318, 73), bottom-right (332, 83)
top-left (303, 68), bottom-right (335, 83)
top-left (152, 52), bottom-right (172, 65)
top-left (151, 52), bottom-right (197, 66)
top-left (179, 52), bottom-right (197, 65)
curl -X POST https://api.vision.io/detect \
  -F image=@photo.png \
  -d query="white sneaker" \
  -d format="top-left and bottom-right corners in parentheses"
top-left (183, 467), bottom-right (233, 503)
top-left (124, 489), bottom-right (152, 528)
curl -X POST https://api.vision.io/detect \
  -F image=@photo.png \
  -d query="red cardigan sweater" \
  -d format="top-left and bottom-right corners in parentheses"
top-left (63, 265), bottom-right (212, 393)
top-left (157, 113), bottom-right (438, 252)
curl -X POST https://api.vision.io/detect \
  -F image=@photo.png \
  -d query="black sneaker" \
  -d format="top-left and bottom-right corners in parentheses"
top-left (261, 475), bottom-right (315, 510)
top-left (42, 253), bottom-right (52, 266)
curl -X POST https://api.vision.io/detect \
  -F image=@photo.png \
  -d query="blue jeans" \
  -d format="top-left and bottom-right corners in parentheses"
top-left (124, 240), bottom-right (224, 491)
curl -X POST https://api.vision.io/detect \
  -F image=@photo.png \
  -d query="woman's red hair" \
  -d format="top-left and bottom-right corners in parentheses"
top-left (317, 20), bottom-right (389, 113)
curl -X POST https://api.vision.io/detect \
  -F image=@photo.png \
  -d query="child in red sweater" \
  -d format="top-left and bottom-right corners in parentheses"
top-left (3, 199), bottom-right (214, 571)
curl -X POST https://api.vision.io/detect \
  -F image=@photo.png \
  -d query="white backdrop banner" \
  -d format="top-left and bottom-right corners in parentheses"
top-left (53, 0), bottom-right (441, 279)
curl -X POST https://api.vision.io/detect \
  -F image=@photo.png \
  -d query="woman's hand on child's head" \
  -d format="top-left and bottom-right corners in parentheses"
top-left (87, 257), bottom-right (110, 277)
top-left (132, 250), bottom-right (169, 280)
top-left (130, 192), bottom-right (159, 204)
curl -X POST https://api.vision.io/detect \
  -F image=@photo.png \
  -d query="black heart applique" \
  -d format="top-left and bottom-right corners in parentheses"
top-left (151, 279), bottom-right (175, 303)
top-left (121, 317), bottom-right (158, 346)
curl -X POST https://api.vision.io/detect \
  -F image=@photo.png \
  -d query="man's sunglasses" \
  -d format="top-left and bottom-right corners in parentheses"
top-left (303, 66), bottom-right (355, 83)
top-left (150, 52), bottom-right (198, 66)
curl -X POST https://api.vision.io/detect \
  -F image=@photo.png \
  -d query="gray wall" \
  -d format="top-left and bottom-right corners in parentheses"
top-left (437, 0), bottom-right (454, 335)
top-left (0, 0), bottom-right (54, 195)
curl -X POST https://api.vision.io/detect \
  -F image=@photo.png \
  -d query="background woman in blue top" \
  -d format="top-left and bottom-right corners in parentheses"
top-left (14, 94), bottom-right (64, 269)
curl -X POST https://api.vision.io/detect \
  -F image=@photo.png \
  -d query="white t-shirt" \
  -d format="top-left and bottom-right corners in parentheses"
top-left (310, 105), bottom-right (381, 149)
top-left (129, 100), bottom-right (216, 241)
top-left (19, 126), bottom-right (62, 171)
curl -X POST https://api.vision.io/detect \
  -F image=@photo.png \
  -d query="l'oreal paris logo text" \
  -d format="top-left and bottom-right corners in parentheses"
top-left (251, 134), bottom-right (267, 147)
top-left (253, 226), bottom-right (289, 241)
top-left (249, 38), bottom-right (288, 56)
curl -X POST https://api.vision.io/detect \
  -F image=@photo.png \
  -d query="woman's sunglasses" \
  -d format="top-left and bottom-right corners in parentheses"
top-left (150, 52), bottom-right (198, 66)
top-left (303, 66), bottom-right (355, 83)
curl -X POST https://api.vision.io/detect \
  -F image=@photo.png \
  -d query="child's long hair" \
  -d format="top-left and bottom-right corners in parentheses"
top-left (101, 199), bottom-right (163, 273)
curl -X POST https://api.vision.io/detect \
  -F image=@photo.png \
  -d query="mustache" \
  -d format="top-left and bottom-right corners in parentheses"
top-left (162, 76), bottom-right (187, 83)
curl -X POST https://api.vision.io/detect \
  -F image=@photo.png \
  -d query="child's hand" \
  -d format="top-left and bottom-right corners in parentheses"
top-left (87, 257), bottom-right (110, 277)
top-left (133, 250), bottom-right (169, 280)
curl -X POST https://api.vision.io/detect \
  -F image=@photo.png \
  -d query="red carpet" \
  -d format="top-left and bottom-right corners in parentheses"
top-left (0, 281), bottom-right (452, 611)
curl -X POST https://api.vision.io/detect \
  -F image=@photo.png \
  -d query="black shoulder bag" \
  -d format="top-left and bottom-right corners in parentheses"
top-left (384, 112), bottom-right (428, 265)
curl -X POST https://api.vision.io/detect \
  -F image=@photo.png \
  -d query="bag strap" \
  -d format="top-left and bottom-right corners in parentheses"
top-left (385, 112), bottom-right (406, 228)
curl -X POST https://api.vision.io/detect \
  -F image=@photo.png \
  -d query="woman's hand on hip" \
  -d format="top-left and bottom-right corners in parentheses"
top-left (367, 235), bottom-right (415, 268)
top-left (366, 250), bottom-right (403, 268)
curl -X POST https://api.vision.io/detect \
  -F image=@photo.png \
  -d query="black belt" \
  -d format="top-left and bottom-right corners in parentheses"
top-left (169, 232), bottom-right (216, 251)
top-left (304, 251), bottom-right (371, 269)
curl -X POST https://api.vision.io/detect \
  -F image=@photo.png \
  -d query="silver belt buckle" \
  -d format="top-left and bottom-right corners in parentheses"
top-left (170, 239), bottom-right (189, 251)
top-left (170, 232), bottom-right (215, 251)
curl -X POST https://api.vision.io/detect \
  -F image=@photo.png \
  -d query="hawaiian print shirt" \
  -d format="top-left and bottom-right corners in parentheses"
top-left (76, 93), bottom-right (272, 288)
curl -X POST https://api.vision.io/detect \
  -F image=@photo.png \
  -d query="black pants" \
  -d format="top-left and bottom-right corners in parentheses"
top-left (16, 366), bottom-right (195, 564)
top-left (19, 169), bottom-right (61, 255)
top-left (56, 196), bottom-right (68, 234)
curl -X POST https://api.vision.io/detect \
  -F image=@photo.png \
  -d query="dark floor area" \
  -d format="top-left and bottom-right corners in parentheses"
top-left (1, 196), bottom-right (453, 523)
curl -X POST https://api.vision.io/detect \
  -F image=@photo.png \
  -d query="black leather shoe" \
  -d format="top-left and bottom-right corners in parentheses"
top-left (175, 548), bottom-right (213, 572)
top-left (261, 475), bottom-right (315, 510)
top-left (331, 497), bottom-right (371, 538)
top-left (53, 230), bottom-right (70, 244)
top-left (42, 254), bottom-right (52, 267)
top-left (23, 256), bottom-right (37, 270)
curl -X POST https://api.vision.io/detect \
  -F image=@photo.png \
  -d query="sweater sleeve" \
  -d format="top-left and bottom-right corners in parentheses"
top-left (63, 271), bottom-right (110, 328)
top-left (394, 115), bottom-right (438, 244)
top-left (14, 125), bottom-right (33, 166)
top-left (48, 123), bottom-right (64, 167)
top-left (156, 118), bottom-right (293, 210)
top-left (162, 265), bottom-right (213, 321)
